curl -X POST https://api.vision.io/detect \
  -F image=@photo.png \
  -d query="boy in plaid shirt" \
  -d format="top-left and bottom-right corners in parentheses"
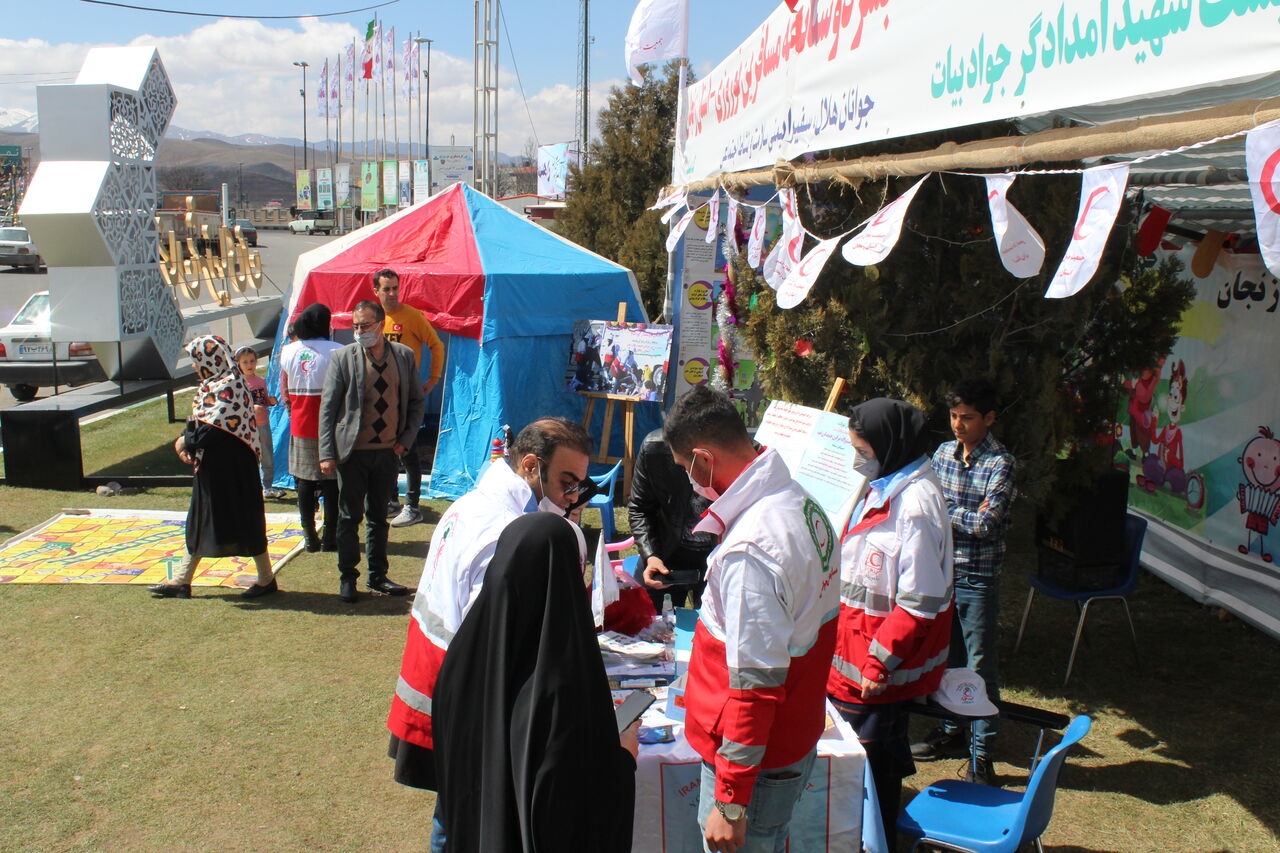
top-left (913, 378), bottom-right (1015, 786)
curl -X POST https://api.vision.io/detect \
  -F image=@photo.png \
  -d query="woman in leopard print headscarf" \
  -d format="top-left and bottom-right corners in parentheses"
top-left (148, 335), bottom-right (279, 600)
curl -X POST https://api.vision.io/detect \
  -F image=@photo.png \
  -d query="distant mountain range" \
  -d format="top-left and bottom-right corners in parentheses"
top-left (0, 107), bottom-right (38, 133)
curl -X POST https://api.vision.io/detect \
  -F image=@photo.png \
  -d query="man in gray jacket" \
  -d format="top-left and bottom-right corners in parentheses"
top-left (319, 300), bottom-right (425, 603)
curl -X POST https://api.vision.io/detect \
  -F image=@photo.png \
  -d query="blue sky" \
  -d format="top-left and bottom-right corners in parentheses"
top-left (2, 0), bottom-right (783, 150)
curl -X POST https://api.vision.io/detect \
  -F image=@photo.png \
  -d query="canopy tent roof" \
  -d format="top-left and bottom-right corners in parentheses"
top-left (286, 182), bottom-right (644, 340)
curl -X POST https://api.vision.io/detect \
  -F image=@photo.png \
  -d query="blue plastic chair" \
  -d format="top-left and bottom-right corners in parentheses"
top-left (897, 715), bottom-right (1092, 853)
top-left (588, 460), bottom-right (624, 541)
top-left (1015, 514), bottom-right (1146, 685)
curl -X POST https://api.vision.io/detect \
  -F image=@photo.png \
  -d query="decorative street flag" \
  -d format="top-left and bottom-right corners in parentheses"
top-left (345, 41), bottom-right (356, 99)
top-left (384, 27), bottom-right (396, 80)
top-left (777, 235), bottom-right (842, 309)
top-left (1045, 164), bottom-right (1129, 299)
top-left (1246, 119), bottom-right (1280, 278)
top-left (362, 20), bottom-right (376, 80)
top-left (985, 174), bottom-right (1045, 278)
top-left (330, 54), bottom-right (340, 111)
top-left (705, 191), bottom-right (720, 244)
top-left (747, 204), bottom-right (768, 268)
top-left (402, 38), bottom-right (414, 99)
top-left (841, 175), bottom-right (929, 266)
top-left (317, 59), bottom-right (329, 119)
top-left (372, 22), bottom-right (383, 82)
top-left (625, 0), bottom-right (689, 86)
top-left (666, 207), bottom-right (695, 252)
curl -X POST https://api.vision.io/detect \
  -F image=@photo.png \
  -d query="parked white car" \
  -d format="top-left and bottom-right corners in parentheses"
top-left (288, 211), bottom-right (334, 235)
top-left (0, 291), bottom-right (106, 401)
top-left (0, 226), bottom-right (43, 272)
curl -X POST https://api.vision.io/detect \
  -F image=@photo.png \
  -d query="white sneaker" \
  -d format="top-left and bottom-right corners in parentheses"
top-left (390, 505), bottom-right (423, 527)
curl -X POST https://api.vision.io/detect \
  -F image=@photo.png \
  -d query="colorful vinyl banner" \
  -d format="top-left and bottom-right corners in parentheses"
top-left (381, 159), bottom-right (398, 207)
top-left (985, 174), bottom-right (1046, 279)
top-left (1045, 164), bottom-right (1129, 299)
top-left (429, 145), bottom-right (474, 191)
top-left (295, 169), bottom-right (313, 211)
top-left (335, 162), bottom-right (351, 208)
top-left (360, 161), bottom-right (380, 209)
top-left (677, 0), bottom-right (1280, 184)
top-left (316, 168), bottom-right (333, 210)
top-left (537, 142), bottom-right (576, 200)
top-left (412, 159), bottom-right (431, 203)
top-left (1118, 244), bottom-right (1280, 639)
top-left (398, 160), bottom-right (411, 208)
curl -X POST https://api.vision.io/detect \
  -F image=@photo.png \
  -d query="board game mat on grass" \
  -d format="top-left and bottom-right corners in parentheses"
top-left (0, 509), bottom-right (305, 587)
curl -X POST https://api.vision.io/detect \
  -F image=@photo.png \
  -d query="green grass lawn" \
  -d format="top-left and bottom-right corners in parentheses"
top-left (1, 397), bottom-right (1278, 851)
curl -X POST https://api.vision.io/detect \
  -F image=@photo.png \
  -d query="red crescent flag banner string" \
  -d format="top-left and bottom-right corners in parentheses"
top-left (666, 207), bottom-right (696, 252)
top-left (1044, 164), bottom-right (1129, 299)
top-left (747, 204), bottom-right (768, 268)
top-left (777, 235), bottom-right (842, 309)
top-left (705, 191), bottom-right (721, 244)
top-left (1246, 120), bottom-right (1280, 279)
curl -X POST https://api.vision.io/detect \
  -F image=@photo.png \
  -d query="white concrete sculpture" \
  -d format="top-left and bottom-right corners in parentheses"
top-left (20, 46), bottom-right (185, 378)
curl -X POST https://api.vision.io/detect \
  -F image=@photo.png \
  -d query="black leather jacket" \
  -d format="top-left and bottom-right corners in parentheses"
top-left (628, 429), bottom-right (717, 564)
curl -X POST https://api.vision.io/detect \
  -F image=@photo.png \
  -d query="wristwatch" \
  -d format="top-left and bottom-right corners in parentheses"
top-left (715, 800), bottom-right (746, 822)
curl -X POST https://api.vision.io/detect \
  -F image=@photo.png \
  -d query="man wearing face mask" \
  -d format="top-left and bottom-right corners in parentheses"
top-left (666, 387), bottom-right (840, 853)
top-left (386, 417), bottom-right (592, 853)
top-left (318, 300), bottom-right (425, 603)
top-left (827, 398), bottom-right (954, 850)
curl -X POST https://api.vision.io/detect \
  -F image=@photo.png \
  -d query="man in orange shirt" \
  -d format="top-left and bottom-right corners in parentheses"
top-left (374, 268), bottom-right (445, 527)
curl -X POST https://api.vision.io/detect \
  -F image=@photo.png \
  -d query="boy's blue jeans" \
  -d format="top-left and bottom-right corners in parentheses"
top-left (943, 574), bottom-right (1002, 757)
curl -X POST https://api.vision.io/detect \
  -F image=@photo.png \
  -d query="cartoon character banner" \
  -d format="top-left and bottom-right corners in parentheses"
top-left (294, 169), bottom-right (313, 211)
top-left (1116, 244), bottom-right (1280, 639)
top-left (565, 319), bottom-right (673, 401)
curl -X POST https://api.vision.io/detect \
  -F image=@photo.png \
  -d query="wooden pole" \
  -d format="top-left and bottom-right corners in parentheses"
top-left (823, 378), bottom-right (846, 413)
top-left (668, 96), bottom-right (1280, 193)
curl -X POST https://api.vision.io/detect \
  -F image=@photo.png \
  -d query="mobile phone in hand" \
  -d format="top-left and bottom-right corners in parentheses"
top-left (614, 690), bottom-right (656, 733)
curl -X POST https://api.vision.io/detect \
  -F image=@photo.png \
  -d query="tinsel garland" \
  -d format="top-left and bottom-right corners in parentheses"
top-left (711, 223), bottom-right (747, 393)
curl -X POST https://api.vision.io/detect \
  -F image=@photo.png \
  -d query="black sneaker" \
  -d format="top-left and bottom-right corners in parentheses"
top-left (339, 578), bottom-right (358, 603)
top-left (911, 727), bottom-right (968, 760)
top-left (386, 501), bottom-right (402, 518)
top-left (962, 756), bottom-right (999, 787)
top-left (368, 575), bottom-right (409, 596)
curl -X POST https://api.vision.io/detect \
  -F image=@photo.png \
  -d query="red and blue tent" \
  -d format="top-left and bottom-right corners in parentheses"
top-left (270, 183), bottom-right (650, 498)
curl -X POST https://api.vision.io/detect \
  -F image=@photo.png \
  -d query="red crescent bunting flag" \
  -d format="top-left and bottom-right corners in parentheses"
top-left (841, 175), bottom-right (930, 266)
top-left (747, 205), bottom-right (768, 268)
top-left (985, 174), bottom-right (1045, 279)
top-left (1246, 120), bottom-right (1280, 278)
top-left (726, 195), bottom-right (739, 233)
top-left (651, 186), bottom-right (685, 210)
top-left (660, 199), bottom-right (685, 225)
top-left (777, 235), bottom-right (842, 309)
top-left (764, 189), bottom-right (805, 289)
top-left (705, 191), bottom-right (721, 243)
top-left (1045, 164), bottom-right (1129, 299)
top-left (666, 207), bottom-right (696, 252)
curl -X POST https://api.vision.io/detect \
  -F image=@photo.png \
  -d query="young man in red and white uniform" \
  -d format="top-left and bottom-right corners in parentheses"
top-left (827, 398), bottom-right (954, 849)
top-left (386, 417), bottom-right (592, 853)
top-left (665, 387), bottom-right (840, 853)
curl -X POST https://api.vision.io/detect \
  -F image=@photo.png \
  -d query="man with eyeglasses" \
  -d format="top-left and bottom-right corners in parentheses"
top-left (386, 417), bottom-right (593, 853)
top-left (318, 299), bottom-right (425, 603)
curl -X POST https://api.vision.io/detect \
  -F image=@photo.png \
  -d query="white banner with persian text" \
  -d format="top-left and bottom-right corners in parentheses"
top-left (677, 0), bottom-right (1280, 184)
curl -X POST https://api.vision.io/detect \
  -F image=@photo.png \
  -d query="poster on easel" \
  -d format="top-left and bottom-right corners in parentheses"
top-left (565, 319), bottom-right (672, 401)
top-left (754, 399), bottom-right (865, 528)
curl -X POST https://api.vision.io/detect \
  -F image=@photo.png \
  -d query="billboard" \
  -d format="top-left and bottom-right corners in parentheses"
top-left (294, 169), bottom-right (313, 211)
top-left (412, 159), bottom-right (430, 202)
top-left (381, 159), bottom-right (397, 206)
top-left (398, 159), bottom-right (411, 208)
top-left (429, 145), bottom-right (474, 192)
top-left (335, 162), bottom-right (351, 208)
top-left (537, 141), bottom-right (578, 200)
top-left (316, 168), bottom-right (333, 210)
top-left (360, 161), bottom-right (380, 209)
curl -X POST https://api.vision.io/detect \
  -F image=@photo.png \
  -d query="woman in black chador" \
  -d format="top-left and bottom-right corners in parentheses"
top-left (433, 512), bottom-right (638, 853)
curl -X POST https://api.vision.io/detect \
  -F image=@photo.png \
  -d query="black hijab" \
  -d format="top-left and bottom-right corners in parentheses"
top-left (434, 512), bottom-right (635, 853)
top-left (292, 302), bottom-right (331, 341)
top-left (848, 397), bottom-right (930, 478)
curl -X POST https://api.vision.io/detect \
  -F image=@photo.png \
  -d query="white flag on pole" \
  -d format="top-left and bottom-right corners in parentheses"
top-left (1044, 164), bottom-right (1129, 299)
top-left (344, 42), bottom-right (356, 100)
top-left (625, 0), bottom-right (689, 86)
top-left (747, 205), bottom-right (768, 268)
top-left (666, 207), bottom-right (696, 252)
top-left (705, 191), bottom-right (721, 244)
top-left (841, 175), bottom-right (929, 266)
top-left (777, 235), bottom-right (843, 309)
top-left (372, 22), bottom-right (383, 83)
top-left (1246, 120), bottom-right (1280, 278)
top-left (985, 174), bottom-right (1045, 279)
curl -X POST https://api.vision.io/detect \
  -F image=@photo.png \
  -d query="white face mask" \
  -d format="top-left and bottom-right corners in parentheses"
top-left (686, 450), bottom-right (720, 502)
top-left (356, 329), bottom-right (382, 348)
top-left (852, 448), bottom-right (881, 481)
top-left (537, 495), bottom-right (566, 516)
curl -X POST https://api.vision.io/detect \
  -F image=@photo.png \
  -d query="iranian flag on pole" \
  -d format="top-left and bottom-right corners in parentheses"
top-left (361, 20), bottom-right (375, 79)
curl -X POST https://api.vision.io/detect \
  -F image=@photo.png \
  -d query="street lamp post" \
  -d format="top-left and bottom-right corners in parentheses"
top-left (237, 162), bottom-right (244, 212)
top-left (414, 38), bottom-right (432, 177)
top-left (293, 61), bottom-right (310, 171)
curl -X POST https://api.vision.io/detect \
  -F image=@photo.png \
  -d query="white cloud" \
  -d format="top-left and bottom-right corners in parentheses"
top-left (0, 19), bottom-right (620, 155)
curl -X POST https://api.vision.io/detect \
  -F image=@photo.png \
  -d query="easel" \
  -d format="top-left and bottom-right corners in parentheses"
top-left (580, 303), bottom-right (638, 499)
top-left (823, 377), bottom-right (847, 412)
